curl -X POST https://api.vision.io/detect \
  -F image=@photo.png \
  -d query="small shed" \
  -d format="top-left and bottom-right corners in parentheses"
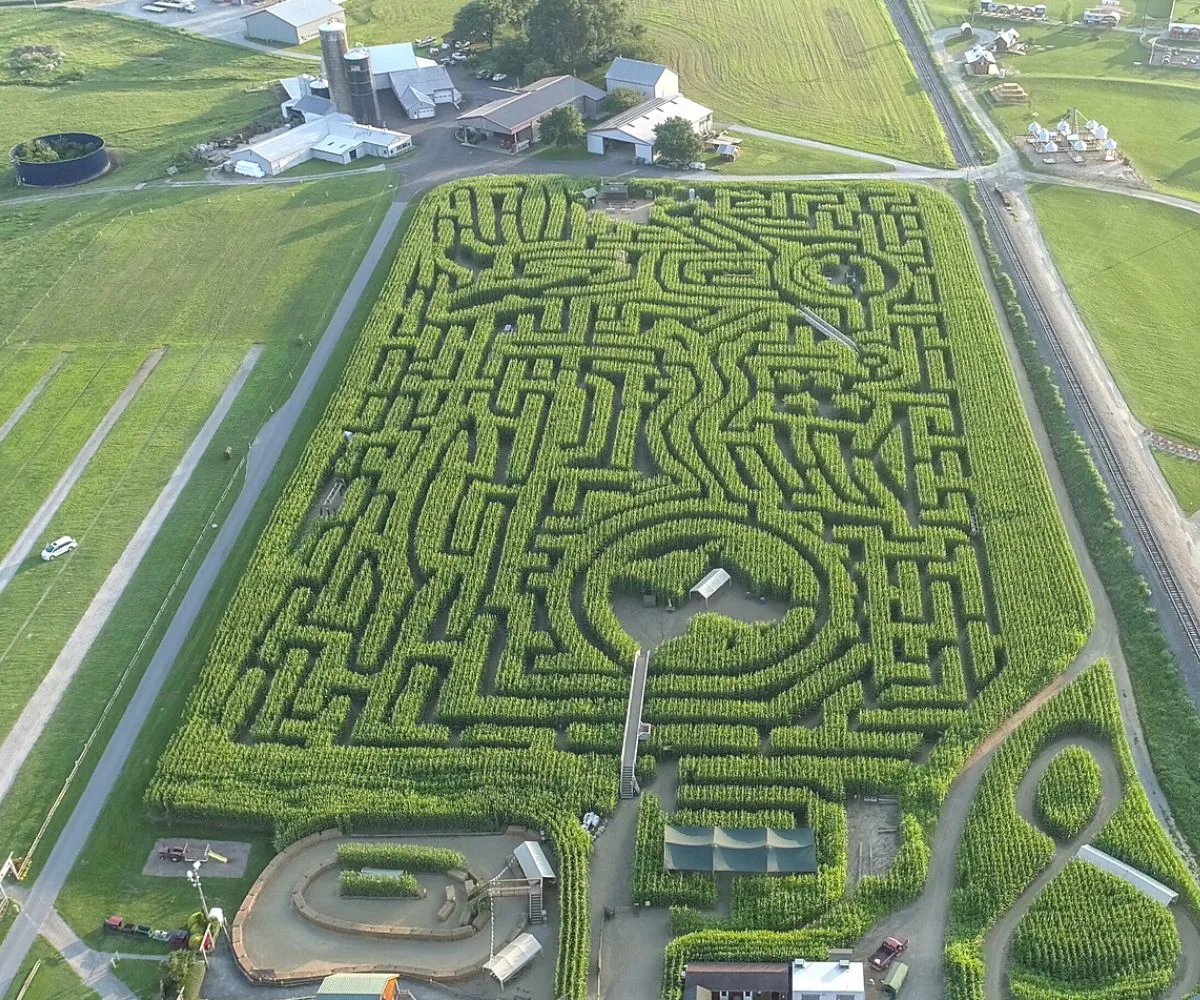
top-left (316, 973), bottom-right (404, 1000)
top-left (690, 568), bottom-right (731, 603)
top-left (964, 44), bottom-right (998, 74)
top-left (604, 57), bottom-right (679, 100)
top-left (484, 933), bottom-right (542, 985)
top-left (514, 840), bottom-right (555, 881)
top-left (1077, 845), bottom-right (1179, 905)
top-left (882, 961), bottom-right (909, 996)
top-left (994, 27), bottom-right (1021, 51)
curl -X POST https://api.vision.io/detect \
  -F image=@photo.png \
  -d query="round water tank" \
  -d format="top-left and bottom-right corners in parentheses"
top-left (10, 132), bottom-right (109, 187)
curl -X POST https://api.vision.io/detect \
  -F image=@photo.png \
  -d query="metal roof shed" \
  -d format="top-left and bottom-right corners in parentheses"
top-left (690, 568), bottom-right (730, 602)
top-left (514, 840), bottom-right (555, 881)
top-left (316, 972), bottom-right (400, 999)
top-left (484, 932), bottom-right (542, 985)
top-left (1077, 845), bottom-right (1179, 905)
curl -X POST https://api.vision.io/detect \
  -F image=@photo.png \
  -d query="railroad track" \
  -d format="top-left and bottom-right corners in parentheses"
top-left (881, 0), bottom-right (979, 167)
top-left (976, 183), bottom-right (1200, 665)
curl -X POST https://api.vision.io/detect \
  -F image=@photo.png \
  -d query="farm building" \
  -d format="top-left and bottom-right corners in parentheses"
top-left (604, 57), bottom-right (680, 100)
top-left (994, 27), bottom-right (1021, 50)
top-left (979, 0), bottom-right (1046, 14)
top-left (682, 962), bottom-right (791, 1000)
top-left (964, 44), bottom-right (998, 74)
top-left (1083, 7), bottom-right (1121, 24)
top-left (456, 76), bottom-right (605, 152)
top-left (229, 113), bottom-right (410, 176)
top-left (790, 959), bottom-right (866, 1000)
top-left (243, 0), bottom-right (342, 45)
top-left (316, 973), bottom-right (412, 1000)
top-left (280, 75), bottom-right (335, 122)
top-left (1169, 22), bottom-right (1200, 39)
top-left (586, 95), bottom-right (713, 162)
top-left (662, 825), bottom-right (816, 873)
top-left (387, 66), bottom-right (460, 119)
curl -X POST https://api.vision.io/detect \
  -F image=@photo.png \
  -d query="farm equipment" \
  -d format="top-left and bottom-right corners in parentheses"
top-left (157, 841), bottom-right (228, 865)
top-left (869, 935), bottom-right (909, 970)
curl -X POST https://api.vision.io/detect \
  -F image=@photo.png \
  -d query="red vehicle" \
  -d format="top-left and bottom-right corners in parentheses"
top-left (869, 935), bottom-right (909, 970)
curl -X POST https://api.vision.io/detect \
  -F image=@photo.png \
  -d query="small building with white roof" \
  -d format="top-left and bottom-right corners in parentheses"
top-left (484, 933), bottom-right (542, 986)
top-left (229, 113), bottom-right (410, 176)
top-left (994, 27), bottom-right (1021, 50)
top-left (790, 958), bottom-right (865, 1000)
top-left (513, 840), bottom-right (556, 882)
top-left (388, 65), bottom-right (461, 118)
top-left (243, 0), bottom-right (343, 45)
top-left (604, 57), bottom-right (680, 100)
top-left (964, 44), bottom-right (998, 73)
top-left (586, 94), bottom-right (713, 162)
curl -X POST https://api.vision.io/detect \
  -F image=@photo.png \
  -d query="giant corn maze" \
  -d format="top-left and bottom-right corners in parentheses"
top-left (149, 180), bottom-right (1105, 996)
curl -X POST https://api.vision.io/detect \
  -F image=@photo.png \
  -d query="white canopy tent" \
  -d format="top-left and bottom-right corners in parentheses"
top-left (484, 933), bottom-right (542, 985)
top-left (690, 568), bottom-right (731, 603)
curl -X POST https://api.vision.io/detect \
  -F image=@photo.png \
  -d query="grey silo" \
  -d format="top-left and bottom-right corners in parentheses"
top-left (344, 47), bottom-right (383, 127)
top-left (319, 21), bottom-right (352, 115)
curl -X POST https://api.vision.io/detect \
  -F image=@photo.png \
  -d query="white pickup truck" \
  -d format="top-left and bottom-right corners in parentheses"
top-left (158, 1), bottom-right (198, 11)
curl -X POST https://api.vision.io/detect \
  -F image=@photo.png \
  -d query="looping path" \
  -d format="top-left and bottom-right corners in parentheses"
top-left (982, 735), bottom-right (1200, 1000)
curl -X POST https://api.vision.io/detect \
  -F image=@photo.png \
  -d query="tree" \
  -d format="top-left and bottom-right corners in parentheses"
top-left (653, 116), bottom-right (703, 165)
top-left (603, 86), bottom-right (643, 114)
top-left (453, 0), bottom-right (511, 46)
top-left (160, 951), bottom-right (193, 998)
top-left (539, 104), bottom-right (586, 146)
top-left (524, 0), bottom-right (635, 72)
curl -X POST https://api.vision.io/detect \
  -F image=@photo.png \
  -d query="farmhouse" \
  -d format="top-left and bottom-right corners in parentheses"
top-left (994, 27), bottom-right (1020, 51)
top-left (604, 57), bottom-right (680, 99)
top-left (586, 95), bottom-right (713, 162)
top-left (964, 43), bottom-right (998, 74)
top-left (243, 0), bottom-right (342, 45)
top-left (229, 113), bottom-right (410, 176)
top-left (456, 76), bottom-right (605, 152)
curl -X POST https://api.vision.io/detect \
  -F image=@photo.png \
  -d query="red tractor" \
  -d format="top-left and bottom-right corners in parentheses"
top-left (869, 935), bottom-right (909, 970)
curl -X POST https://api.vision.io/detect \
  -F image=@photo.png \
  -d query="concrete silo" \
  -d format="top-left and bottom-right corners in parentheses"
top-left (319, 21), bottom-right (351, 115)
top-left (344, 47), bottom-right (382, 127)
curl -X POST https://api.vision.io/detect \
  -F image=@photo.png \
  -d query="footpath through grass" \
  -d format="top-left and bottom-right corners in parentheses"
top-left (1027, 184), bottom-right (1200, 452)
top-left (37, 196), bottom-right (422, 962)
top-left (0, 937), bottom-right (98, 1000)
top-left (0, 176), bottom-right (394, 870)
top-left (0, 9), bottom-right (294, 188)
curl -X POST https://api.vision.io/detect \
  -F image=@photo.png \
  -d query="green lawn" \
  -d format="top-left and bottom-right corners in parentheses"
top-left (0, 176), bottom-right (395, 862)
top-left (1153, 451), bottom-right (1200, 516)
top-left (712, 135), bottom-right (893, 174)
top-left (631, 0), bottom-right (954, 165)
top-left (47, 196), bottom-right (422, 952)
top-left (1028, 184), bottom-right (1200, 454)
top-left (0, 9), bottom-right (295, 187)
top-left (968, 23), bottom-right (1200, 199)
top-left (0, 937), bottom-right (98, 1000)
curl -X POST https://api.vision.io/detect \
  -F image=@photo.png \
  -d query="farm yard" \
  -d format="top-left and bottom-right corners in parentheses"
top-left (1025, 185), bottom-right (1200, 458)
top-left (632, 0), bottom-right (956, 165)
top-left (0, 175), bottom-right (394, 860)
top-left (0, 9), bottom-right (295, 188)
top-left (142, 177), bottom-right (1094, 997)
top-left (967, 24), bottom-right (1200, 200)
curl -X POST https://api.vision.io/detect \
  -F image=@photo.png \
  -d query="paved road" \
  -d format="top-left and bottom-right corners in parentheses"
top-left (0, 200), bottom-right (407, 998)
top-left (0, 349), bottom-right (164, 599)
top-left (0, 345), bottom-right (262, 803)
top-left (0, 354), bottom-right (69, 448)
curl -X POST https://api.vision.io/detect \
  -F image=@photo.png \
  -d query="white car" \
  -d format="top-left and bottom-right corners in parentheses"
top-left (451, 51), bottom-right (468, 61)
top-left (41, 535), bottom-right (78, 561)
top-left (491, 72), bottom-right (508, 82)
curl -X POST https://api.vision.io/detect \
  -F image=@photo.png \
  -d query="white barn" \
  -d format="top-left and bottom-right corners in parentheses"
top-left (586, 95), bottom-right (712, 162)
top-left (388, 66), bottom-right (461, 119)
top-left (243, 0), bottom-right (342, 45)
top-left (604, 57), bottom-right (679, 100)
top-left (230, 114), bottom-right (411, 176)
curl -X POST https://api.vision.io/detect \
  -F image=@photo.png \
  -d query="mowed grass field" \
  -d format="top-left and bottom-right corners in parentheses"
top-left (0, 9), bottom-right (294, 187)
top-left (0, 937), bottom-right (98, 1000)
top-left (973, 24), bottom-right (1200, 199)
top-left (0, 175), bottom-right (394, 858)
top-left (1028, 183), bottom-right (1200, 467)
top-left (1153, 452), bottom-right (1200, 516)
top-left (631, 0), bottom-right (954, 165)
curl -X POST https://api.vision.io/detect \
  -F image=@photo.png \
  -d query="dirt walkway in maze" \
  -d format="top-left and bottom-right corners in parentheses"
top-left (982, 735), bottom-right (1200, 1000)
top-left (0, 345), bottom-right (262, 803)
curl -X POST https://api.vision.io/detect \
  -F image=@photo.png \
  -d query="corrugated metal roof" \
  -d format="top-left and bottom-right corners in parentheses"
top-left (1076, 845), bottom-right (1179, 905)
top-left (245, 0), bottom-right (341, 28)
top-left (588, 95), bottom-right (712, 146)
top-left (317, 972), bottom-right (396, 997)
top-left (484, 933), bottom-right (542, 985)
top-left (690, 568), bottom-right (730, 600)
top-left (456, 76), bottom-right (604, 133)
top-left (605, 57), bottom-right (673, 87)
top-left (664, 826), bottom-right (817, 873)
top-left (514, 840), bottom-right (555, 880)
